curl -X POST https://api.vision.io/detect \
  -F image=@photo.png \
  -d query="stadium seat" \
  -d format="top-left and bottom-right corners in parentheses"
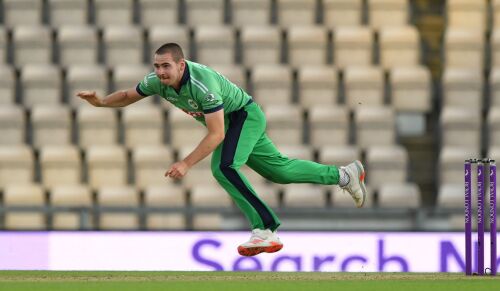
top-left (436, 183), bottom-right (465, 208)
top-left (332, 184), bottom-right (373, 208)
top-left (308, 105), bottom-right (349, 146)
top-left (192, 214), bottom-right (225, 230)
top-left (138, 0), bottom-right (178, 27)
top-left (365, 145), bottom-right (408, 189)
top-left (76, 106), bottom-right (118, 148)
top-left (240, 26), bottom-right (282, 66)
top-left (297, 66), bottom-right (338, 108)
top-left (354, 106), bottom-right (396, 149)
top-left (390, 66), bottom-right (431, 112)
top-left (488, 107), bottom-right (500, 147)
top-left (494, 0), bottom-right (500, 28)
top-left (490, 68), bottom-right (500, 107)
top-left (97, 186), bottom-right (140, 230)
top-left (112, 65), bottom-right (154, 105)
top-left (438, 146), bottom-right (479, 185)
top-left (231, 0), bottom-right (271, 27)
top-left (276, 0), bottom-right (316, 26)
top-left (177, 146), bottom-right (216, 188)
top-left (148, 26), bottom-right (191, 59)
top-left (94, 0), bottom-right (134, 26)
top-left (251, 65), bottom-right (292, 105)
top-left (40, 145), bottom-right (82, 187)
top-left (287, 26), bottom-right (328, 66)
top-left (344, 66), bottom-right (384, 109)
top-left (103, 26), bottom-right (144, 66)
top-left (168, 109), bottom-right (207, 148)
top-left (57, 26), bottom-right (98, 66)
top-left (4, 184), bottom-right (46, 230)
top-left (210, 65), bottom-right (247, 90)
top-left (440, 107), bottom-right (481, 152)
top-left (20, 64), bottom-right (62, 107)
top-left (0, 105), bottom-right (26, 145)
top-left (3, 0), bottom-right (42, 27)
top-left (378, 183), bottom-right (421, 208)
top-left (323, 0), bottom-right (362, 28)
top-left (250, 183), bottom-right (280, 208)
top-left (190, 185), bottom-right (233, 207)
top-left (132, 145), bottom-right (174, 189)
top-left (0, 66), bottom-right (15, 104)
top-left (264, 105), bottom-right (303, 146)
top-left (317, 145), bottom-right (361, 167)
top-left (185, 0), bottom-right (225, 26)
top-left (86, 145), bottom-right (128, 188)
top-left (379, 26), bottom-right (420, 69)
top-left (50, 184), bottom-right (93, 230)
top-left (0, 28), bottom-right (7, 64)
top-left (144, 185), bottom-right (186, 229)
top-left (31, 106), bottom-right (72, 147)
top-left (282, 184), bottom-right (327, 208)
top-left (0, 146), bottom-right (34, 187)
top-left (491, 29), bottom-right (500, 68)
top-left (334, 26), bottom-right (374, 68)
top-left (190, 186), bottom-right (231, 229)
top-left (194, 26), bottom-right (235, 65)
top-left (12, 26), bottom-right (52, 65)
top-left (66, 65), bottom-right (109, 107)
top-left (446, 0), bottom-right (487, 31)
top-left (367, 0), bottom-right (409, 29)
top-left (48, 0), bottom-right (88, 26)
top-left (442, 67), bottom-right (482, 111)
top-left (444, 28), bottom-right (484, 70)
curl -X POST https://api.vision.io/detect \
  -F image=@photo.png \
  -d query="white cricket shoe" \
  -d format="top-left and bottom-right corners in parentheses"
top-left (237, 229), bottom-right (283, 257)
top-left (340, 160), bottom-right (367, 208)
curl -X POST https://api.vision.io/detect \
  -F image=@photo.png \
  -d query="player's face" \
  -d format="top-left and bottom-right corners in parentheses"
top-left (153, 53), bottom-right (185, 87)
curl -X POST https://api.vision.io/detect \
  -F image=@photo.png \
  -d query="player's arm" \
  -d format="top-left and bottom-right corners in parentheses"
top-left (166, 109), bottom-right (225, 179)
top-left (76, 87), bottom-right (145, 107)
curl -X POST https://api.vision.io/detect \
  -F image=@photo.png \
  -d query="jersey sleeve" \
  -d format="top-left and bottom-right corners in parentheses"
top-left (191, 74), bottom-right (224, 114)
top-left (136, 72), bottom-right (159, 97)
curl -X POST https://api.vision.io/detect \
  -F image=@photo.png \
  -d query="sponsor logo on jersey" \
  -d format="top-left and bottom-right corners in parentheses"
top-left (181, 109), bottom-right (204, 118)
top-left (188, 99), bottom-right (199, 109)
top-left (165, 96), bottom-right (178, 102)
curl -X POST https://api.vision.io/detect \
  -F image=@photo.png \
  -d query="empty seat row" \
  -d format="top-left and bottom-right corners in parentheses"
top-left (0, 25), bottom-right (421, 68)
top-left (1, 0), bottom-right (410, 28)
top-left (0, 142), bottom-right (410, 189)
top-left (0, 104), bottom-right (400, 148)
top-left (0, 64), bottom-right (431, 114)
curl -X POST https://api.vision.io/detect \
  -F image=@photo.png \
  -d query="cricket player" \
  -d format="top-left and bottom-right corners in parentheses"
top-left (77, 43), bottom-right (367, 257)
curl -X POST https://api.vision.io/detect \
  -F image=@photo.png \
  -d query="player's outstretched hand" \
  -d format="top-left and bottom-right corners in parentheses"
top-left (165, 161), bottom-right (190, 180)
top-left (77, 91), bottom-right (103, 107)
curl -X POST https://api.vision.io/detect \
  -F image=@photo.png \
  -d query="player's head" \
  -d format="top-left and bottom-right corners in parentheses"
top-left (153, 43), bottom-right (186, 87)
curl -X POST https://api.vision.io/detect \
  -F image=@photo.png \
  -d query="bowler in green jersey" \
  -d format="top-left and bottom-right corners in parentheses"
top-left (77, 43), bottom-right (367, 257)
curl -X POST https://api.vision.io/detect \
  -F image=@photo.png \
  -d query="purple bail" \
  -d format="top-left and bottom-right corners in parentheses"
top-left (490, 161), bottom-right (497, 276)
top-left (478, 161), bottom-right (485, 275)
top-left (465, 160), bottom-right (472, 276)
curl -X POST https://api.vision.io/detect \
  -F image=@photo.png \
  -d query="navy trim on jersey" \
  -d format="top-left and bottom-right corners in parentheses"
top-left (219, 108), bottom-right (278, 230)
top-left (203, 104), bottom-right (224, 114)
top-left (136, 84), bottom-right (148, 97)
top-left (180, 62), bottom-right (190, 86)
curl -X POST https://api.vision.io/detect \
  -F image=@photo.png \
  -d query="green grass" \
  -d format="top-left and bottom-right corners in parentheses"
top-left (0, 271), bottom-right (498, 291)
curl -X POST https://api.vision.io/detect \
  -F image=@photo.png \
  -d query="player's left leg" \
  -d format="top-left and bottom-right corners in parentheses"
top-left (246, 135), bottom-right (366, 208)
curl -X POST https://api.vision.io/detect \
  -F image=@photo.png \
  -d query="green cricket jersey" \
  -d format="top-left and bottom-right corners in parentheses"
top-left (136, 60), bottom-right (252, 124)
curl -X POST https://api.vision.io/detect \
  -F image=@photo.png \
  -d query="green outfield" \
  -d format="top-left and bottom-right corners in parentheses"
top-left (0, 271), bottom-right (499, 291)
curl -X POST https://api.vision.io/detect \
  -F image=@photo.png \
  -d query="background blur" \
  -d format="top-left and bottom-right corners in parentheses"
top-left (0, 0), bottom-right (496, 233)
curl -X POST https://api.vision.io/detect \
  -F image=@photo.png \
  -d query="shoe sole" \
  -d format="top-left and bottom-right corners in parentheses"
top-left (354, 160), bottom-right (367, 208)
top-left (237, 244), bottom-right (283, 257)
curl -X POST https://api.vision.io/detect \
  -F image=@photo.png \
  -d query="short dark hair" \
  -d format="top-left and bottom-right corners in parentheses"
top-left (155, 43), bottom-right (185, 62)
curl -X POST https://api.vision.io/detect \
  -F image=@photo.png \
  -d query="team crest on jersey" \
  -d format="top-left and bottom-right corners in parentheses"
top-left (188, 99), bottom-right (199, 109)
top-left (205, 93), bottom-right (216, 103)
